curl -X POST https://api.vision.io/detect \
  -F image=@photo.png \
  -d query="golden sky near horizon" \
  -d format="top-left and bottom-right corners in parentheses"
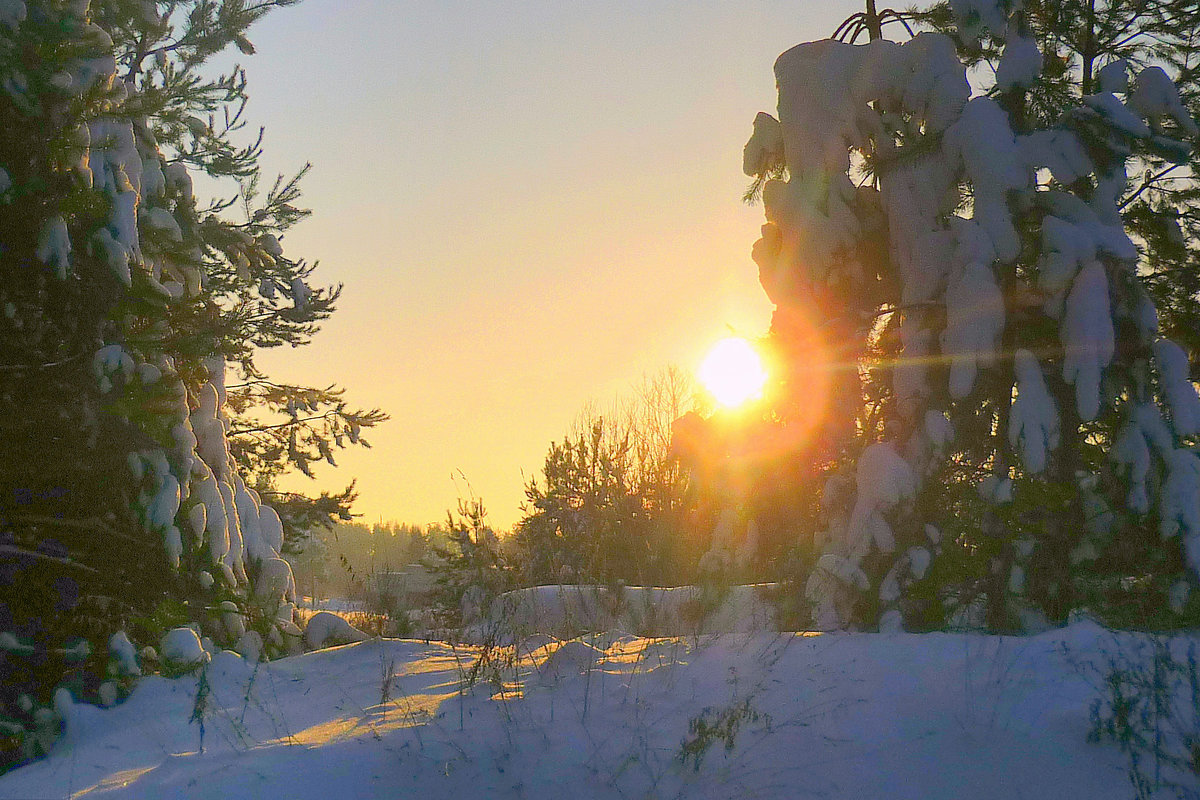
top-left (224, 0), bottom-right (866, 529)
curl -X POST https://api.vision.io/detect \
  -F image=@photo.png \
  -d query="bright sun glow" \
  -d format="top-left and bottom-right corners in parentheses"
top-left (699, 337), bottom-right (768, 408)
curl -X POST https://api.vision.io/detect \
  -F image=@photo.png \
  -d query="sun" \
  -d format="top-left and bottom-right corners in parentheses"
top-left (699, 337), bottom-right (768, 408)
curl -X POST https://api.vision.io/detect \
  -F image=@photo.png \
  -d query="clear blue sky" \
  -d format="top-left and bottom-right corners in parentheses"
top-left (226, 0), bottom-right (866, 527)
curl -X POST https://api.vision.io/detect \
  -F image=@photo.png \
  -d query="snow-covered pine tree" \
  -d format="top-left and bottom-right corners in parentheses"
top-left (515, 371), bottom-right (694, 588)
top-left (0, 0), bottom-right (382, 765)
top-left (914, 0), bottom-right (1200, 381)
top-left (743, 0), bottom-right (1200, 631)
top-left (911, 1), bottom-right (1200, 629)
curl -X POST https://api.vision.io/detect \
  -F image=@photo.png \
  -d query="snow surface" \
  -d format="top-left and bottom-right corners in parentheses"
top-left (1161, 449), bottom-right (1200, 572)
top-left (304, 611), bottom-right (370, 650)
top-left (1154, 339), bottom-right (1200, 437)
top-left (1, 622), bottom-right (1191, 799)
top-left (1129, 66), bottom-right (1199, 136)
top-left (846, 443), bottom-right (917, 557)
top-left (1061, 261), bottom-right (1114, 421)
top-left (1083, 92), bottom-right (1152, 138)
top-left (159, 628), bottom-right (207, 669)
top-left (942, 259), bottom-right (1005, 399)
top-left (36, 216), bottom-right (71, 278)
top-left (1098, 60), bottom-right (1129, 95)
top-left (995, 33), bottom-right (1042, 91)
top-left (1009, 349), bottom-right (1059, 473)
top-left (764, 33), bottom-right (968, 286)
top-left (1114, 403), bottom-right (1173, 514)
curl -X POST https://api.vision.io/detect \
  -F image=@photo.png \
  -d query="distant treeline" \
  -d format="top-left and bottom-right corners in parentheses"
top-left (288, 521), bottom-right (455, 601)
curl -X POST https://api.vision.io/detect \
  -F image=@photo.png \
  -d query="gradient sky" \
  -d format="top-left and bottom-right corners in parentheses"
top-left (228, 0), bottom-right (866, 528)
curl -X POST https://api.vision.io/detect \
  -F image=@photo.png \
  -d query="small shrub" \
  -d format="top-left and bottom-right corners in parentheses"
top-left (678, 698), bottom-right (770, 772)
top-left (1084, 635), bottom-right (1200, 799)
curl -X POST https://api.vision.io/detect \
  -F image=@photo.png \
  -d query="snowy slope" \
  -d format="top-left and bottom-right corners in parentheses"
top-left (0, 622), bottom-right (1190, 799)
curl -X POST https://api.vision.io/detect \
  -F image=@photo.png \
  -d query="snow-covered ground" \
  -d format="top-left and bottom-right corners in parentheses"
top-left (0, 620), bottom-right (1191, 799)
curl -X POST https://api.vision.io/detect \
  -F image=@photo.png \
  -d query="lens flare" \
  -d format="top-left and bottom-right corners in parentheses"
top-left (699, 337), bottom-right (768, 408)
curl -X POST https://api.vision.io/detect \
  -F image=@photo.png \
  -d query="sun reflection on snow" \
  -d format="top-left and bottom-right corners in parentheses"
top-left (274, 690), bottom-right (453, 748)
top-left (73, 764), bottom-right (158, 796)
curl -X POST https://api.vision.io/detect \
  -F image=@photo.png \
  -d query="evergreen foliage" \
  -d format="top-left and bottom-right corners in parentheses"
top-left (0, 0), bottom-right (382, 769)
top-left (744, 0), bottom-right (1200, 631)
top-left (514, 369), bottom-right (696, 587)
top-left (428, 498), bottom-right (513, 629)
top-left (915, 0), bottom-right (1200, 360)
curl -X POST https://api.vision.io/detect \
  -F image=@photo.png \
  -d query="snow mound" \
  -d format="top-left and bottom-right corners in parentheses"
top-left (160, 628), bottom-right (208, 669)
top-left (535, 640), bottom-right (604, 686)
top-left (304, 611), bottom-right (371, 650)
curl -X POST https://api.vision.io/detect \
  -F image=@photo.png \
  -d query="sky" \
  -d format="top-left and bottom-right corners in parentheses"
top-left (226, 0), bottom-right (868, 529)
